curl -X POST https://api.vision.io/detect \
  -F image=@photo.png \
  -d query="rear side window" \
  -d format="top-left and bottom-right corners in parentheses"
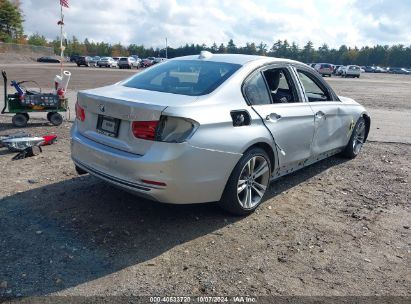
top-left (243, 72), bottom-right (271, 105)
top-left (123, 60), bottom-right (241, 96)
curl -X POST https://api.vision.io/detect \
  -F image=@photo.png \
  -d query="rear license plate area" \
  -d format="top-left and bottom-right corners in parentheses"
top-left (96, 115), bottom-right (120, 137)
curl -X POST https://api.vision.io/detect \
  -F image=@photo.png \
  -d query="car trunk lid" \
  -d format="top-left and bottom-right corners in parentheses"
top-left (76, 84), bottom-right (198, 155)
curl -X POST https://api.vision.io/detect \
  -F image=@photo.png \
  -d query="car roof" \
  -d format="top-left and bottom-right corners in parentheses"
top-left (172, 53), bottom-right (302, 66)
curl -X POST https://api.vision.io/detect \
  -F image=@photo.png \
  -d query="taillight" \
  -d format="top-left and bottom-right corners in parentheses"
top-left (131, 121), bottom-right (159, 140)
top-left (156, 116), bottom-right (198, 143)
top-left (131, 116), bottom-right (198, 143)
top-left (75, 101), bottom-right (85, 122)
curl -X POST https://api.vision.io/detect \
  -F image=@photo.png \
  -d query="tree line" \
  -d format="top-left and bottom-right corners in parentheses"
top-left (1, 0), bottom-right (410, 67)
top-left (35, 36), bottom-right (411, 67)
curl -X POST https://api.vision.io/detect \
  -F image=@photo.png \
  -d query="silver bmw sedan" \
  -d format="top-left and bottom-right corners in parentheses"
top-left (71, 51), bottom-right (370, 215)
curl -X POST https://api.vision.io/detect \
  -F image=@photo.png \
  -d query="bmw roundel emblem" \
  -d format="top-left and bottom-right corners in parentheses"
top-left (99, 104), bottom-right (105, 112)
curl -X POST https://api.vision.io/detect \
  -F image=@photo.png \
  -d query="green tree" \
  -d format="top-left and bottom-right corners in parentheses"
top-left (0, 0), bottom-right (24, 42)
top-left (301, 41), bottom-right (315, 63)
top-left (290, 42), bottom-right (300, 60)
top-left (210, 42), bottom-right (218, 53)
top-left (241, 42), bottom-right (257, 55)
top-left (227, 39), bottom-right (236, 53)
top-left (269, 40), bottom-right (283, 57)
top-left (218, 43), bottom-right (226, 53)
top-left (27, 33), bottom-right (47, 46)
top-left (71, 36), bottom-right (81, 55)
top-left (257, 42), bottom-right (267, 56)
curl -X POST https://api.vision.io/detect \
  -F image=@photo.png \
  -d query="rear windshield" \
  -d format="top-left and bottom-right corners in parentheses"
top-left (123, 60), bottom-right (241, 96)
top-left (321, 64), bottom-right (331, 68)
top-left (119, 58), bottom-right (128, 61)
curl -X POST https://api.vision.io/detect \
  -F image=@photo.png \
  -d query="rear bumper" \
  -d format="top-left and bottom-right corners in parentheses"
top-left (70, 123), bottom-right (241, 204)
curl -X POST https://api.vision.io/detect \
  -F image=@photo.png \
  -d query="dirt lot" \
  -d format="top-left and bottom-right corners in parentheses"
top-left (0, 64), bottom-right (410, 300)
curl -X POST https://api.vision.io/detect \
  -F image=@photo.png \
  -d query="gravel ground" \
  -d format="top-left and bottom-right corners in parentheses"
top-left (0, 119), bottom-right (410, 299)
top-left (0, 64), bottom-right (410, 300)
top-left (328, 73), bottom-right (411, 111)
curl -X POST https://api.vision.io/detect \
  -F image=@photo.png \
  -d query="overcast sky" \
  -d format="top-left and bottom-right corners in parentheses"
top-left (21, 0), bottom-right (411, 49)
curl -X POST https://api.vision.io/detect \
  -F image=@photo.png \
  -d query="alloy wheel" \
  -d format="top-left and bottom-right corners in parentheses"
top-left (237, 155), bottom-right (270, 209)
top-left (353, 120), bottom-right (366, 155)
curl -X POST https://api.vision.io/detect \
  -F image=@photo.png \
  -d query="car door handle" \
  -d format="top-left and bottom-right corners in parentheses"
top-left (266, 113), bottom-right (282, 121)
top-left (315, 111), bottom-right (326, 120)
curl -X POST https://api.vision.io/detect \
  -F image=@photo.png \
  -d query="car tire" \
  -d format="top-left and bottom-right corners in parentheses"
top-left (49, 112), bottom-right (63, 126)
top-left (341, 117), bottom-right (366, 159)
top-left (77, 64), bottom-right (80, 67)
top-left (220, 147), bottom-right (271, 216)
top-left (12, 113), bottom-right (28, 128)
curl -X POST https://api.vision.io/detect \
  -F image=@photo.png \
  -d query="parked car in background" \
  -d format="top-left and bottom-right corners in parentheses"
top-left (373, 66), bottom-right (387, 73)
top-left (153, 57), bottom-right (167, 64)
top-left (336, 66), bottom-right (345, 76)
top-left (387, 67), bottom-right (411, 74)
top-left (97, 57), bottom-right (117, 68)
top-left (71, 52), bottom-right (370, 215)
top-left (142, 57), bottom-right (156, 67)
top-left (76, 56), bottom-right (93, 67)
top-left (37, 56), bottom-right (61, 63)
top-left (70, 55), bottom-right (80, 63)
top-left (314, 63), bottom-right (333, 77)
top-left (363, 66), bottom-right (375, 73)
top-left (88, 56), bottom-right (101, 67)
top-left (342, 65), bottom-right (361, 78)
top-left (333, 65), bottom-right (343, 75)
top-left (118, 57), bottom-right (137, 69)
top-left (131, 56), bottom-right (143, 68)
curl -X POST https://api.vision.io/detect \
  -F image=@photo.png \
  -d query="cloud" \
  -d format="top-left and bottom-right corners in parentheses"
top-left (351, 0), bottom-right (411, 45)
top-left (21, 0), bottom-right (410, 49)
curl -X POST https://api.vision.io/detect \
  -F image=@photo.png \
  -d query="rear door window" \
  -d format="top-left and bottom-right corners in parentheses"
top-left (262, 68), bottom-right (297, 103)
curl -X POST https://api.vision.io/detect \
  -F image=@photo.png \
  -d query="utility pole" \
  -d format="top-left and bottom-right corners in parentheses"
top-left (165, 37), bottom-right (168, 59)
